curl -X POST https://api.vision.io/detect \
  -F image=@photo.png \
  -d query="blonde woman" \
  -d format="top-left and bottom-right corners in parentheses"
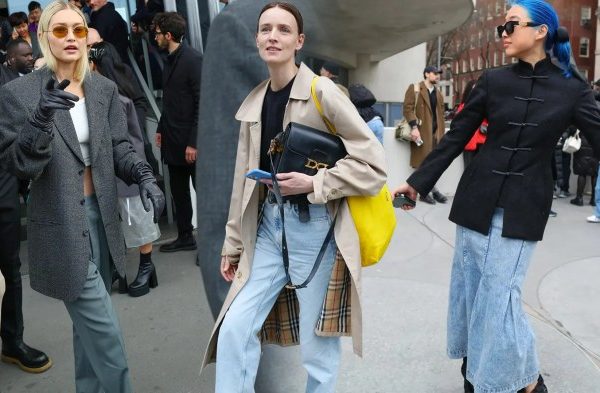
top-left (0, 1), bottom-right (164, 391)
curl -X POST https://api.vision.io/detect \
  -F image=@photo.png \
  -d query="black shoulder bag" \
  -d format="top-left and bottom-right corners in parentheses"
top-left (267, 79), bottom-right (347, 289)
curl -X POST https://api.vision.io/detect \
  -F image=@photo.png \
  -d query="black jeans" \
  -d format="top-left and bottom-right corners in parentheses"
top-left (168, 164), bottom-right (196, 236)
top-left (0, 219), bottom-right (24, 343)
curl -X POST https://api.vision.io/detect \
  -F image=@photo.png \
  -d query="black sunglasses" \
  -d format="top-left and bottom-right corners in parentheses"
top-left (496, 20), bottom-right (542, 38)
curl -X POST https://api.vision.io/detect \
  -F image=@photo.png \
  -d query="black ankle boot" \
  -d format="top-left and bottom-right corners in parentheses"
top-left (461, 357), bottom-right (474, 393)
top-left (1, 340), bottom-right (52, 373)
top-left (128, 252), bottom-right (158, 297)
top-left (517, 375), bottom-right (547, 393)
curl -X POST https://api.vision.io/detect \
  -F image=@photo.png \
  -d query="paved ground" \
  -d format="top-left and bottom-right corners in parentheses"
top-left (2, 193), bottom-right (600, 392)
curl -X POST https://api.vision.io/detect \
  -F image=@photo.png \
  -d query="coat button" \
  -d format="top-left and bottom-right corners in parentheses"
top-left (78, 169), bottom-right (84, 175)
top-left (237, 271), bottom-right (242, 279)
top-left (80, 199), bottom-right (85, 205)
top-left (82, 229), bottom-right (89, 237)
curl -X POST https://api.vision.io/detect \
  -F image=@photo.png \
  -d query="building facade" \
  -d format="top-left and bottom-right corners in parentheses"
top-left (438, 0), bottom-right (597, 108)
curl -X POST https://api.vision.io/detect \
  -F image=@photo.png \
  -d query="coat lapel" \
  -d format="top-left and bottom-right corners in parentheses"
top-left (419, 82), bottom-right (432, 113)
top-left (83, 74), bottom-right (108, 165)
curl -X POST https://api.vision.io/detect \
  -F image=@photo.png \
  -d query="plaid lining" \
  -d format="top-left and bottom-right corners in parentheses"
top-left (259, 250), bottom-right (351, 346)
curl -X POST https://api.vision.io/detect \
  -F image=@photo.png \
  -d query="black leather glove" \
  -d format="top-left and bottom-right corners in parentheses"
top-left (132, 162), bottom-right (165, 223)
top-left (30, 79), bottom-right (79, 133)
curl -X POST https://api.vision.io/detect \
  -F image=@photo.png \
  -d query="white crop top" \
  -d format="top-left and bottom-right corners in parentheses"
top-left (69, 98), bottom-right (91, 166)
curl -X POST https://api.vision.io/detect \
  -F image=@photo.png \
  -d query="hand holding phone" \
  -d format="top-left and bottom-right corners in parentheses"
top-left (245, 169), bottom-right (272, 181)
top-left (393, 193), bottom-right (416, 209)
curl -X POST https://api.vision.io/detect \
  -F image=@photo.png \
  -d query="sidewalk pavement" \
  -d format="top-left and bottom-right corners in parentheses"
top-left (1, 195), bottom-right (600, 392)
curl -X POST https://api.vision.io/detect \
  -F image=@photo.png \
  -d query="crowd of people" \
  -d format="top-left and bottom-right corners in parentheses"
top-left (0, 0), bottom-right (599, 392)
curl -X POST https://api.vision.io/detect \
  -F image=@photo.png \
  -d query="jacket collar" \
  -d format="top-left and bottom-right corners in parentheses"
top-left (235, 62), bottom-right (316, 122)
top-left (515, 54), bottom-right (553, 76)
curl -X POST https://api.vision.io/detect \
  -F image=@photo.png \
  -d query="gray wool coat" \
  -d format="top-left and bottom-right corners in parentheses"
top-left (0, 67), bottom-right (145, 302)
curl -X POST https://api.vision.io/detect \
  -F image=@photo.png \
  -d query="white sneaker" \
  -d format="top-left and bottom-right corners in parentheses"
top-left (586, 215), bottom-right (600, 223)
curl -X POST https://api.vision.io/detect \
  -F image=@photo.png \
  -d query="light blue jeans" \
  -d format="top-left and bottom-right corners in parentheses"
top-left (447, 209), bottom-right (539, 393)
top-left (215, 201), bottom-right (340, 393)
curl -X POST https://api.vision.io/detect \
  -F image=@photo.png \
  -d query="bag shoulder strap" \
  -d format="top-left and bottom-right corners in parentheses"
top-left (310, 76), bottom-right (337, 135)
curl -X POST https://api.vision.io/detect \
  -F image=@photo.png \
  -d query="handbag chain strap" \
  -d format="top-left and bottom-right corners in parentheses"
top-left (267, 76), bottom-right (338, 290)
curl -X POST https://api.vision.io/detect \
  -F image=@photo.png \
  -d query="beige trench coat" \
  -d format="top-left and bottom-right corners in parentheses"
top-left (403, 81), bottom-right (446, 168)
top-left (202, 63), bottom-right (387, 366)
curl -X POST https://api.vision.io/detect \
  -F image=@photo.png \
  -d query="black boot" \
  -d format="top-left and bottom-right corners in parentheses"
top-left (461, 357), bottom-right (474, 393)
top-left (159, 232), bottom-right (196, 252)
top-left (517, 375), bottom-right (548, 393)
top-left (570, 196), bottom-right (584, 206)
top-left (128, 252), bottom-right (158, 297)
top-left (1, 340), bottom-right (52, 373)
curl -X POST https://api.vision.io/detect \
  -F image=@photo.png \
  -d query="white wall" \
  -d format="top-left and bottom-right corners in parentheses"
top-left (349, 44), bottom-right (427, 103)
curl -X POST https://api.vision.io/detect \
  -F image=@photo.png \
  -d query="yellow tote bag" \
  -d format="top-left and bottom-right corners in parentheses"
top-left (310, 77), bottom-right (396, 266)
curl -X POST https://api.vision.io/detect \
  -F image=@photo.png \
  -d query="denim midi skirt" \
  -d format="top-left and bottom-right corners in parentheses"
top-left (447, 208), bottom-right (540, 393)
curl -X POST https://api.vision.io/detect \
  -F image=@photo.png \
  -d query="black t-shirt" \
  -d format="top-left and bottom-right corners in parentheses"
top-left (260, 77), bottom-right (295, 172)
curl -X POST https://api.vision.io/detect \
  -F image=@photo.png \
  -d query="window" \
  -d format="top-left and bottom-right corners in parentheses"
top-left (495, 0), bottom-right (502, 15)
top-left (463, 60), bottom-right (467, 73)
top-left (581, 6), bottom-right (592, 26)
top-left (455, 61), bottom-right (459, 74)
top-left (502, 52), bottom-right (507, 65)
top-left (478, 31), bottom-right (483, 47)
top-left (470, 57), bottom-right (474, 70)
top-left (478, 57), bottom-right (483, 70)
top-left (493, 51), bottom-right (498, 67)
top-left (580, 37), bottom-right (590, 57)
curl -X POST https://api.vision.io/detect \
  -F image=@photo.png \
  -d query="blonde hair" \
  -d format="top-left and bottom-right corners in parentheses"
top-left (38, 0), bottom-right (89, 82)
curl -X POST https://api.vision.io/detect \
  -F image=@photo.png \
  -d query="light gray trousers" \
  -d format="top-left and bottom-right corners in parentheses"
top-left (63, 195), bottom-right (132, 393)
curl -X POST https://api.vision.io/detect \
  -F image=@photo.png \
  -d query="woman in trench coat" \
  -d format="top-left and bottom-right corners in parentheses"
top-left (0, 1), bottom-right (163, 391)
top-left (203, 2), bottom-right (386, 392)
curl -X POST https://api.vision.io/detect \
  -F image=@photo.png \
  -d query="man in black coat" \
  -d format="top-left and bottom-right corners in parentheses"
top-left (88, 0), bottom-right (129, 63)
top-left (153, 12), bottom-right (202, 252)
top-left (0, 41), bottom-right (51, 373)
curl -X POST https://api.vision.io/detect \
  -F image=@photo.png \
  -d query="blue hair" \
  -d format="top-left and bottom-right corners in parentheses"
top-left (509, 0), bottom-right (572, 78)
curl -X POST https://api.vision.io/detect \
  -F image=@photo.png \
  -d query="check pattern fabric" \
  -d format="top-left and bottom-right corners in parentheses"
top-left (259, 250), bottom-right (352, 346)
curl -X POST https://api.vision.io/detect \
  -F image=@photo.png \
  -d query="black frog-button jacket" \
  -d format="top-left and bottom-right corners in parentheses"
top-left (407, 56), bottom-right (600, 241)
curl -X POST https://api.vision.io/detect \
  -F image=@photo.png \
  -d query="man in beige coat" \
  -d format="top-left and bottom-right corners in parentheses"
top-left (403, 65), bottom-right (447, 204)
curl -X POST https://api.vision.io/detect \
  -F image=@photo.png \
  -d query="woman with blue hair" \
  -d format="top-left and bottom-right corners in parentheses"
top-left (394, 0), bottom-right (600, 392)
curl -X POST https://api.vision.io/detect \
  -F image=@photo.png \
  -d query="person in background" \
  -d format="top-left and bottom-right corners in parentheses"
top-left (0, 37), bottom-right (51, 376)
top-left (569, 132), bottom-right (598, 207)
top-left (27, 1), bottom-right (42, 35)
top-left (69, 0), bottom-right (90, 23)
top-left (348, 83), bottom-right (385, 144)
top-left (403, 65), bottom-right (447, 204)
top-left (4, 38), bottom-right (34, 76)
top-left (320, 60), bottom-right (349, 97)
top-left (554, 125), bottom-right (573, 198)
top-left (457, 80), bottom-right (487, 168)
top-left (8, 12), bottom-right (41, 59)
top-left (153, 11), bottom-right (202, 253)
top-left (89, 40), bottom-right (161, 297)
top-left (88, 0), bottom-right (129, 62)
